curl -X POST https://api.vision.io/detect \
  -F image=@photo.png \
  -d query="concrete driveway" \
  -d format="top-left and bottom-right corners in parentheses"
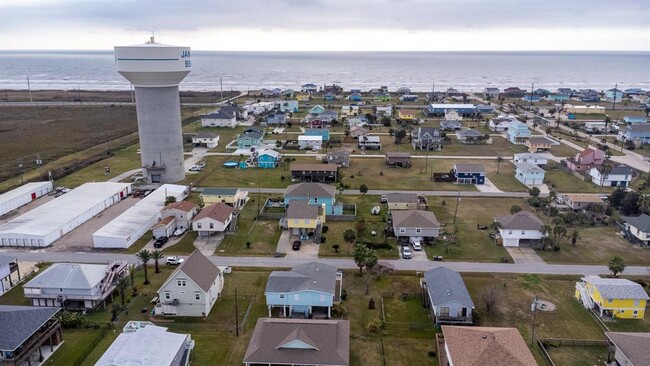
top-left (143, 233), bottom-right (187, 251)
top-left (505, 247), bottom-right (546, 264)
top-left (194, 236), bottom-right (223, 256)
top-left (476, 177), bottom-right (502, 193)
top-left (276, 230), bottom-right (319, 258)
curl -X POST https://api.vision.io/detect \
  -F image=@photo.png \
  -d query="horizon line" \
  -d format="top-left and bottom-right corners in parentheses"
top-left (1, 49), bottom-right (649, 53)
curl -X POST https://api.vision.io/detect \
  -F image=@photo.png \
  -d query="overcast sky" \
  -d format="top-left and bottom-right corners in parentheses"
top-left (1, 0), bottom-right (648, 51)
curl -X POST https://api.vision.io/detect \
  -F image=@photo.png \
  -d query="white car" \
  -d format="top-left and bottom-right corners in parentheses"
top-left (166, 256), bottom-right (185, 265)
top-left (173, 228), bottom-right (186, 236)
top-left (411, 240), bottom-right (422, 251)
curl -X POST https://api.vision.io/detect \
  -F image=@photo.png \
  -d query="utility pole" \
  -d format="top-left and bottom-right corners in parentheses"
top-left (452, 192), bottom-right (461, 223)
top-left (220, 77), bottom-right (224, 104)
top-left (17, 160), bottom-right (24, 184)
top-left (611, 83), bottom-right (618, 111)
top-left (530, 294), bottom-right (539, 345)
top-left (529, 83), bottom-right (534, 112)
top-left (27, 77), bottom-right (32, 102)
top-left (234, 287), bottom-right (239, 336)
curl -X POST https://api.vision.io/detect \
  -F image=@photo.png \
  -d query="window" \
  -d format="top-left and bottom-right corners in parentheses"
top-left (305, 219), bottom-right (311, 225)
top-left (416, 228), bottom-right (422, 234)
top-left (440, 307), bottom-right (450, 317)
top-left (180, 291), bottom-right (185, 295)
top-left (209, 223), bottom-right (214, 229)
top-left (280, 294), bottom-right (285, 299)
top-left (314, 197), bottom-right (318, 203)
top-left (294, 294), bottom-right (300, 301)
top-left (508, 231), bottom-right (513, 235)
top-left (399, 228), bottom-right (406, 234)
top-left (521, 230), bottom-right (525, 234)
top-left (607, 299), bottom-right (613, 303)
top-left (195, 292), bottom-right (201, 301)
top-left (197, 223), bottom-right (202, 229)
top-left (634, 310), bottom-right (639, 317)
top-left (293, 219), bottom-right (299, 224)
top-left (164, 291), bottom-right (171, 300)
top-left (177, 279), bottom-right (187, 287)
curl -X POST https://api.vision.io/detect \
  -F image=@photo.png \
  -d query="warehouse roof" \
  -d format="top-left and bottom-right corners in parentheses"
top-left (0, 182), bottom-right (52, 209)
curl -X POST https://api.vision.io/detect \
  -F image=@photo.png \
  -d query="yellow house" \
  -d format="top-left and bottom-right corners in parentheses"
top-left (397, 109), bottom-right (416, 122)
top-left (200, 188), bottom-right (248, 210)
top-left (525, 136), bottom-right (557, 153)
top-left (281, 200), bottom-right (326, 237)
top-left (296, 93), bottom-right (310, 102)
top-left (575, 276), bottom-right (649, 319)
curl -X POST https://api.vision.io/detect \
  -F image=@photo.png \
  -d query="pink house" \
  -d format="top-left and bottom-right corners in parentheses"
top-left (566, 148), bottom-right (605, 172)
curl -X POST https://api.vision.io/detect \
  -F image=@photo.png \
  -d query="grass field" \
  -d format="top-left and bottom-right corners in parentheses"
top-left (544, 169), bottom-right (613, 193)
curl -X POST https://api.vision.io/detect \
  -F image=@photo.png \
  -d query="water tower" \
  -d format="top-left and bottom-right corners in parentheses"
top-left (114, 36), bottom-right (191, 183)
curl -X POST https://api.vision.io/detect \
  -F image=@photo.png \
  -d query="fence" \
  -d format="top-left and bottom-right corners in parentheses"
top-left (537, 338), bottom-right (610, 366)
top-left (71, 329), bottom-right (108, 366)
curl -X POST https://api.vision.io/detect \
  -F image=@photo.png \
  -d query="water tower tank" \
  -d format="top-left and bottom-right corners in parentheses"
top-left (114, 37), bottom-right (191, 183)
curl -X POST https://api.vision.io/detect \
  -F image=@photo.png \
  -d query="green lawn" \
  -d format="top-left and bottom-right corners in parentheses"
top-left (544, 169), bottom-right (613, 193)
top-left (544, 345), bottom-right (609, 366)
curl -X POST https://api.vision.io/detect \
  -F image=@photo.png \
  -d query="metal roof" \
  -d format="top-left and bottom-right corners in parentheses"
top-left (25, 263), bottom-right (108, 290)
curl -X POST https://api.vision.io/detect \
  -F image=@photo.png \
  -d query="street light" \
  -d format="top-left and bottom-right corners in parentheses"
top-left (530, 294), bottom-right (539, 345)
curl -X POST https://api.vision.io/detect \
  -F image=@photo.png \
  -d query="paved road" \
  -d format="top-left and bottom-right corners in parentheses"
top-left (2, 250), bottom-right (648, 276)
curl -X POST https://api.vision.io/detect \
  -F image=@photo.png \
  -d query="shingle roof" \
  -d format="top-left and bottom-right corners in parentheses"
top-left (442, 326), bottom-right (537, 366)
top-left (454, 163), bottom-right (485, 173)
top-left (528, 135), bottom-right (555, 145)
top-left (392, 210), bottom-right (439, 228)
top-left (204, 109), bottom-right (235, 119)
top-left (596, 165), bottom-right (633, 175)
top-left (456, 129), bottom-right (483, 138)
top-left (266, 262), bottom-right (338, 295)
top-left (194, 202), bottom-right (233, 223)
top-left (495, 211), bottom-right (543, 231)
top-left (285, 183), bottom-right (336, 198)
top-left (242, 130), bottom-right (264, 140)
top-left (423, 267), bottom-right (474, 307)
top-left (153, 216), bottom-right (176, 228)
top-left (25, 263), bottom-right (108, 290)
top-left (620, 213), bottom-right (650, 232)
top-left (583, 276), bottom-right (650, 300)
top-left (163, 200), bottom-right (197, 213)
top-left (605, 332), bottom-right (650, 366)
top-left (201, 188), bottom-right (239, 196)
top-left (327, 150), bottom-right (350, 158)
top-left (171, 250), bottom-right (221, 292)
top-left (286, 200), bottom-right (319, 220)
top-left (0, 305), bottom-right (60, 352)
top-left (627, 123), bottom-right (650, 133)
top-left (195, 131), bottom-right (217, 139)
top-left (386, 193), bottom-right (419, 204)
top-left (290, 164), bottom-right (339, 172)
top-left (244, 319), bottom-right (350, 366)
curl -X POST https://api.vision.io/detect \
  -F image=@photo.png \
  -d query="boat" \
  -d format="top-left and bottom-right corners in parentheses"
top-left (223, 161), bottom-right (238, 168)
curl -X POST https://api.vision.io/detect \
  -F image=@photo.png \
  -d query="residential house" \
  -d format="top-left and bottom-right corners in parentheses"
top-left (298, 135), bottom-right (323, 150)
top-left (440, 119), bottom-right (462, 131)
top-left (96, 322), bottom-right (194, 366)
top-left (397, 87), bottom-right (411, 94)
top-left (290, 164), bottom-right (338, 183)
top-left (456, 129), bottom-right (486, 144)
top-left (507, 121), bottom-right (531, 144)
top-left (400, 94), bottom-right (418, 102)
top-left (583, 121), bottom-right (610, 133)
top-left (489, 115), bottom-right (515, 132)
top-left (326, 150), bottom-right (350, 168)
top-left (200, 188), bottom-right (248, 209)
top-left (220, 105), bottom-right (248, 120)
top-left (420, 267), bottom-right (474, 325)
top-left (301, 83), bottom-right (318, 93)
top-left (256, 149), bottom-right (282, 169)
top-left (451, 163), bottom-right (485, 185)
top-left (324, 93), bottom-right (335, 102)
top-left (283, 89), bottom-right (295, 97)
top-left (246, 102), bottom-right (275, 115)
top-left (501, 87), bottom-right (527, 98)
top-left (296, 92), bottom-right (310, 101)
top-left (349, 126), bottom-right (369, 139)
top-left (348, 93), bottom-right (362, 102)
top-left (580, 94), bottom-right (600, 103)
top-left (397, 109), bottom-right (417, 122)
top-left (192, 132), bottom-right (219, 149)
top-left (385, 152), bottom-right (411, 168)
top-left (547, 93), bottom-right (570, 102)
top-left (243, 318), bottom-right (350, 366)
top-left (374, 104), bottom-right (393, 117)
top-left (265, 111), bottom-right (286, 126)
top-left (391, 210), bottom-right (440, 242)
top-left (441, 326), bottom-right (537, 366)
top-left (319, 110), bottom-right (339, 123)
top-left (304, 128), bottom-right (330, 141)
top-left (412, 127), bottom-right (442, 150)
top-left (575, 276), bottom-right (648, 319)
top-left (476, 104), bottom-right (494, 114)
top-left (284, 183), bottom-right (339, 216)
top-left (605, 332), bottom-right (650, 366)
top-left (534, 88), bottom-right (551, 96)
top-left (483, 87), bottom-right (500, 98)
top-left (201, 110), bottom-right (236, 128)
top-left (340, 105), bottom-right (360, 117)
top-left (192, 203), bottom-right (234, 236)
top-left (23, 261), bottom-right (128, 310)
top-left (278, 100), bottom-right (299, 113)
top-left (620, 213), bottom-right (650, 246)
top-left (309, 105), bottom-right (326, 116)
top-left (565, 104), bottom-right (606, 114)
top-left (0, 256), bottom-right (21, 296)
top-left (515, 163), bottom-right (545, 186)
top-left (494, 211), bottom-right (544, 247)
top-left (589, 165), bottom-right (633, 187)
top-left (427, 104), bottom-right (476, 117)
top-left (265, 262), bottom-right (342, 318)
top-left (348, 115), bottom-right (369, 127)
top-left (386, 193), bottom-right (427, 211)
top-left (0, 305), bottom-right (63, 366)
top-left (566, 147), bottom-right (605, 172)
top-left (557, 87), bottom-right (574, 96)
top-left (513, 153), bottom-right (547, 166)
top-left (374, 93), bottom-right (391, 102)
top-left (155, 250), bottom-right (224, 317)
top-left (525, 135), bottom-right (558, 152)
top-left (605, 88), bottom-right (623, 102)
top-left (623, 116), bottom-right (648, 124)
top-left (522, 94), bottom-right (541, 103)
top-left (161, 201), bottom-right (198, 232)
top-left (358, 135), bottom-right (382, 150)
top-left (618, 123), bottom-right (650, 144)
top-left (446, 88), bottom-right (461, 96)
top-left (237, 128), bottom-right (265, 150)
top-left (152, 216), bottom-right (176, 240)
top-left (272, 88), bottom-right (283, 96)
top-left (323, 84), bottom-right (342, 94)
top-left (350, 88), bottom-right (362, 94)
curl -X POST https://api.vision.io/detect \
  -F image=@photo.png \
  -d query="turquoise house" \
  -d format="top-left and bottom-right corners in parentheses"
top-left (279, 100), bottom-right (299, 113)
top-left (257, 149), bottom-right (281, 168)
top-left (309, 105), bottom-right (325, 115)
top-left (623, 116), bottom-right (648, 124)
top-left (507, 121), bottom-right (531, 144)
top-left (304, 128), bottom-right (330, 141)
top-left (324, 93), bottom-right (335, 102)
top-left (265, 262), bottom-right (342, 318)
top-left (547, 94), bottom-right (570, 101)
top-left (605, 88), bottom-right (623, 102)
top-left (237, 128), bottom-right (265, 149)
top-left (348, 93), bottom-right (362, 101)
top-left (284, 182), bottom-right (342, 215)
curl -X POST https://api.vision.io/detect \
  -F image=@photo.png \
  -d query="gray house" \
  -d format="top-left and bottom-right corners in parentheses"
top-left (326, 150), bottom-right (350, 168)
top-left (421, 267), bottom-right (474, 325)
top-left (265, 112), bottom-right (287, 126)
top-left (391, 210), bottom-right (440, 241)
top-left (0, 305), bottom-right (63, 366)
top-left (440, 120), bottom-right (462, 131)
top-left (411, 127), bottom-right (442, 151)
top-left (605, 332), bottom-right (650, 366)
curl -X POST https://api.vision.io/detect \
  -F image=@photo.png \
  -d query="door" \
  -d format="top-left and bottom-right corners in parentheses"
top-left (461, 307), bottom-right (468, 317)
top-left (31, 192), bottom-right (37, 200)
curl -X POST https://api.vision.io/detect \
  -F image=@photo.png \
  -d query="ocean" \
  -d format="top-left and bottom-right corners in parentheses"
top-left (0, 51), bottom-right (648, 92)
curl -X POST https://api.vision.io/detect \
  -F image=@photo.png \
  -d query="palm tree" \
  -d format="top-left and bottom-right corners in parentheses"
top-left (496, 154), bottom-right (503, 175)
top-left (136, 249), bottom-right (153, 285)
top-left (489, 221), bottom-right (502, 245)
top-left (152, 250), bottom-right (164, 274)
top-left (570, 230), bottom-right (581, 245)
top-left (540, 224), bottom-right (552, 250)
top-left (127, 264), bottom-right (136, 289)
top-left (115, 276), bottom-right (129, 306)
top-left (553, 224), bottom-right (567, 246)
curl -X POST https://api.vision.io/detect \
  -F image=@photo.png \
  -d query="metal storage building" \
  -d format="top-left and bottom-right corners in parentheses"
top-left (0, 182), bottom-right (131, 247)
top-left (0, 181), bottom-right (53, 217)
top-left (92, 184), bottom-right (188, 249)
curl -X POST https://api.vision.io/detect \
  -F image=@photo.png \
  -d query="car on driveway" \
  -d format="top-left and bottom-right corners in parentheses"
top-left (154, 236), bottom-right (169, 248)
top-left (401, 245), bottom-right (412, 259)
top-left (410, 240), bottom-right (422, 251)
top-left (292, 240), bottom-right (301, 250)
top-left (166, 256), bottom-right (184, 265)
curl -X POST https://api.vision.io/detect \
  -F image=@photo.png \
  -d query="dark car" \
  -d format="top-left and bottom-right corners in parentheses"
top-left (292, 240), bottom-right (301, 250)
top-left (154, 236), bottom-right (169, 248)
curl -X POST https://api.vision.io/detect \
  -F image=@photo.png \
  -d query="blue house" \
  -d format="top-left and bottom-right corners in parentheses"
top-left (605, 88), bottom-right (623, 102)
top-left (265, 262), bottom-right (342, 318)
top-left (324, 93), bottom-right (335, 102)
top-left (256, 149), bottom-right (281, 169)
top-left (284, 182), bottom-right (341, 215)
top-left (547, 94), bottom-right (570, 102)
top-left (515, 163), bottom-right (545, 186)
top-left (350, 88), bottom-right (362, 94)
top-left (309, 105), bottom-right (325, 115)
top-left (581, 95), bottom-right (600, 103)
top-left (618, 123), bottom-right (650, 144)
top-left (476, 104), bottom-right (494, 113)
top-left (278, 100), bottom-right (299, 113)
top-left (427, 104), bottom-right (476, 117)
top-left (348, 93), bottom-right (362, 102)
top-left (304, 128), bottom-right (330, 141)
top-left (237, 128), bottom-right (265, 149)
top-left (451, 163), bottom-right (485, 185)
top-left (623, 116), bottom-right (648, 124)
top-left (266, 112), bottom-right (286, 125)
top-left (522, 95), bottom-right (541, 103)
top-left (507, 121), bottom-right (531, 144)
top-left (421, 267), bottom-right (474, 325)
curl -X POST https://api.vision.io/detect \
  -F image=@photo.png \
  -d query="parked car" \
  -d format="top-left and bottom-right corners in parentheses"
top-left (401, 245), bottom-right (412, 259)
top-left (166, 256), bottom-right (184, 265)
top-left (154, 236), bottom-right (169, 248)
top-left (131, 172), bottom-right (145, 181)
top-left (173, 228), bottom-right (186, 236)
top-left (380, 194), bottom-right (387, 203)
top-left (410, 240), bottom-right (422, 251)
top-left (189, 163), bottom-right (205, 172)
top-left (292, 240), bottom-right (301, 250)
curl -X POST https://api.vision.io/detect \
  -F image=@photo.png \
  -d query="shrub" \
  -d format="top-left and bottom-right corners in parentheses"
top-left (366, 318), bottom-right (383, 333)
top-left (340, 289), bottom-right (348, 301)
top-left (320, 237), bottom-right (327, 243)
top-left (322, 225), bottom-right (329, 233)
top-left (331, 303), bottom-right (348, 318)
top-left (428, 351), bottom-right (437, 358)
top-left (363, 241), bottom-right (392, 250)
top-left (56, 311), bottom-right (85, 329)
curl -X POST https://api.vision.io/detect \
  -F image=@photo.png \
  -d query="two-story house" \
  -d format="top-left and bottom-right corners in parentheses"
top-left (0, 256), bottom-right (20, 296)
top-left (605, 332), bottom-right (650, 366)
top-left (156, 250), bottom-right (224, 317)
top-left (237, 128), bottom-right (265, 150)
top-left (618, 123), bottom-right (650, 144)
top-left (560, 193), bottom-right (605, 211)
top-left (340, 105), bottom-right (360, 117)
top-left (284, 183), bottom-right (340, 216)
top-left (0, 305), bottom-right (63, 366)
top-left (290, 164), bottom-right (338, 183)
top-left (513, 153), bottom-right (547, 166)
top-left (278, 101), bottom-right (299, 113)
top-left (451, 163), bottom-right (486, 185)
top-left (489, 115), bottom-right (515, 132)
top-left (200, 188), bottom-right (248, 210)
top-left (525, 135), bottom-right (558, 152)
top-left (374, 104), bottom-right (393, 116)
top-left (265, 262), bottom-right (342, 318)
top-left (358, 135), bottom-right (382, 150)
top-left (191, 132), bottom-right (219, 149)
top-left (304, 128), bottom-right (330, 141)
top-left (326, 150), bottom-right (350, 168)
top-left (494, 211), bottom-right (544, 247)
top-left (397, 109), bottom-right (417, 122)
top-left (161, 201), bottom-right (198, 232)
top-left (566, 147), bottom-right (605, 172)
top-left (420, 267), bottom-right (474, 325)
top-left (456, 129), bottom-right (486, 144)
top-left (411, 127), bottom-right (442, 151)
top-left (514, 163), bottom-right (545, 186)
top-left (391, 210), bottom-right (440, 243)
top-left (192, 203), bottom-right (234, 236)
top-left (265, 111), bottom-right (287, 126)
top-left (589, 165), bottom-right (633, 187)
top-left (298, 135), bottom-right (323, 150)
top-left (507, 121), bottom-right (531, 144)
top-left (385, 152), bottom-right (411, 168)
top-left (605, 88), bottom-right (623, 102)
top-left (575, 276), bottom-right (648, 319)
top-left (256, 149), bottom-right (282, 169)
top-left (281, 200), bottom-right (325, 239)
top-left (301, 83), bottom-right (318, 93)
top-left (620, 213), bottom-right (650, 246)
top-left (483, 87), bottom-right (500, 98)
top-left (201, 109), bottom-right (237, 128)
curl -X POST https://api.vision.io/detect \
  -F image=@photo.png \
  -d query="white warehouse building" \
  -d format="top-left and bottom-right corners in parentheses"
top-left (0, 182), bottom-right (131, 247)
top-left (0, 181), bottom-right (53, 217)
top-left (93, 184), bottom-right (188, 249)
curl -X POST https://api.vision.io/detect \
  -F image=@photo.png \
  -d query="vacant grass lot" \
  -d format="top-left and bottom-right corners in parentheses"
top-left (544, 169), bottom-right (613, 193)
top-left (57, 144), bottom-right (141, 187)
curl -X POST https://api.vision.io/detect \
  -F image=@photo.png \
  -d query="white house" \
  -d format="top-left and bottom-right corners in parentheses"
top-left (161, 201), bottom-right (198, 232)
top-left (0, 256), bottom-right (20, 296)
top-left (589, 165), bottom-right (633, 187)
top-left (494, 211), bottom-right (544, 247)
top-left (375, 104), bottom-right (393, 116)
top-left (192, 202), bottom-right (234, 236)
top-left (298, 135), bottom-right (323, 150)
top-left (513, 153), bottom-right (547, 166)
top-left (620, 214), bottom-right (650, 246)
top-left (155, 250), bottom-right (224, 317)
top-left (192, 132), bottom-right (219, 149)
top-left (514, 163), bottom-right (546, 186)
top-left (201, 110), bottom-right (237, 128)
top-left (340, 105), bottom-right (360, 117)
top-left (245, 102), bottom-right (275, 115)
top-left (489, 115), bottom-right (515, 132)
top-left (152, 216), bottom-right (176, 240)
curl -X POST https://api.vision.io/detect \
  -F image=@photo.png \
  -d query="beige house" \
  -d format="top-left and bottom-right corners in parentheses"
top-left (155, 250), bottom-right (224, 317)
top-left (386, 193), bottom-right (427, 210)
top-left (192, 203), bottom-right (234, 236)
top-left (441, 326), bottom-right (537, 366)
top-left (161, 201), bottom-right (198, 232)
top-left (200, 188), bottom-right (248, 210)
top-left (560, 193), bottom-right (604, 211)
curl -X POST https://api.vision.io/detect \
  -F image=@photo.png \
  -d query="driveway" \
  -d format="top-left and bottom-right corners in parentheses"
top-left (276, 230), bottom-right (319, 258)
top-left (143, 233), bottom-right (187, 251)
top-left (276, 230), bottom-right (292, 254)
top-left (505, 247), bottom-right (546, 265)
top-left (194, 235), bottom-right (223, 256)
top-left (476, 177), bottom-right (502, 193)
top-left (184, 147), bottom-right (208, 172)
